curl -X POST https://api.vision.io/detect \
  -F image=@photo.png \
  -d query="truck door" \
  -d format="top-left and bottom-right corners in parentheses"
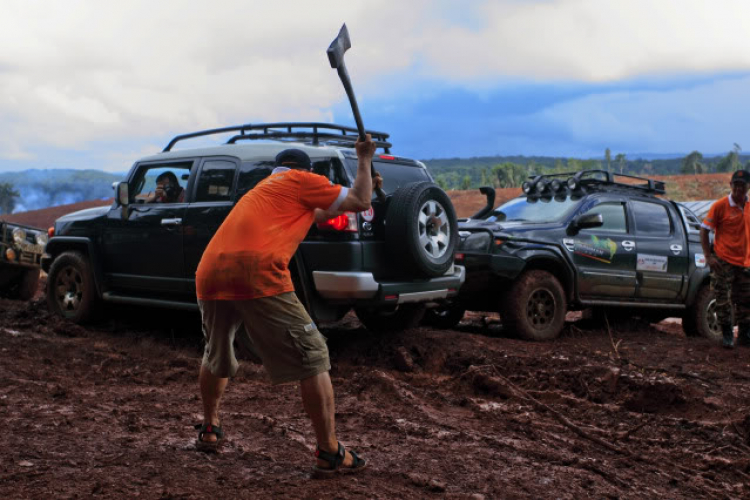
top-left (101, 161), bottom-right (193, 294)
top-left (570, 200), bottom-right (637, 299)
top-left (630, 199), bottom-right (686, 300)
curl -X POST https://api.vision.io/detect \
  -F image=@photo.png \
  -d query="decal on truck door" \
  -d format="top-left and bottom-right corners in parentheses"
top-left (574, 236), bottom-right (618, 264)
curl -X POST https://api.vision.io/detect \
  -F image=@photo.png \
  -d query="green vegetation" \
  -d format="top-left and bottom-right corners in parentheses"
top-left (425, 148), bottom-right (750, 191)
top-left (0, 182), bottom-right (20, 215)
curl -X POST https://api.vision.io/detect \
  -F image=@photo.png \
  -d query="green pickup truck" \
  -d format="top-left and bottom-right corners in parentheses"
top-left (434, 170), bottom-right (718, 341)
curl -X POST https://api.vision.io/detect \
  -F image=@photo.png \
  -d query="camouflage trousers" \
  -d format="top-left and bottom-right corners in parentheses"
top-left (710, 254), bottom-right (750, 329)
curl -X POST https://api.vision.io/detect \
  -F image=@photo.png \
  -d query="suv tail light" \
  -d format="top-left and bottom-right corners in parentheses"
top-left (316, 212), bottom-right (358, 232)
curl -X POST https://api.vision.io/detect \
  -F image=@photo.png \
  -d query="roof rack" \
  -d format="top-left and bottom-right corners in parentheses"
top-left (574, 169), bottom-right (666, 195)
top-left (522, 169), bottom-right (665, 196)
top-left (163, 122), bottom-right (392, 153)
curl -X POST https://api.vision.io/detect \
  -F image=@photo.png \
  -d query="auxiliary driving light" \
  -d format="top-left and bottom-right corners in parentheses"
top-left (567, 177), bottom-right (579, 190)
top-left (5, 248), bottom-right (16, 261)
top-left (522, 181), bottom-right (533, 194)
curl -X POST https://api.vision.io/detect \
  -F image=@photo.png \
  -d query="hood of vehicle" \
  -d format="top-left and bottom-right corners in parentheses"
top-left (458, 218), bottom-right (565, 237)
top-left (56, 205), bottom-right (110, 223)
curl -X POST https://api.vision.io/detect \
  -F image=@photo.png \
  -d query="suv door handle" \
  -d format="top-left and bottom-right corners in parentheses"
top-left (161, 218), bottom-right (182, 227)
top-left (621, 240), bottom-right (635, 251)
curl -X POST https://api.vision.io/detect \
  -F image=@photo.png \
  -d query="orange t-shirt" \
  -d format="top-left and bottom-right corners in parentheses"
top-left (196, 169), bottom-right (345, 300)
top-left (702, 195), bottom-right (750, 267)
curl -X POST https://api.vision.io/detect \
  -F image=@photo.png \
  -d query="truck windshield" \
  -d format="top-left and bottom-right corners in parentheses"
top-left (488, 195), bottom-right (582, 223)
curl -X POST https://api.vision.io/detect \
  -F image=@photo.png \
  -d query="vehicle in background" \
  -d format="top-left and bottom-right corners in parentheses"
top-left (433, 170), bottom-right (719, 341)
top-left (0, 220), bottom-right (46, 300)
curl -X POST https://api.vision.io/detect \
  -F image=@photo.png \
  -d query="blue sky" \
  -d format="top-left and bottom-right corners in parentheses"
top-left (0, 0), bottom-right (749, 172)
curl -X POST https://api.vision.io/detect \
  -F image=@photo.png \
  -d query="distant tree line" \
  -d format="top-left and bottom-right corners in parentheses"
top-left (428, 145), bottom-right (750, 191)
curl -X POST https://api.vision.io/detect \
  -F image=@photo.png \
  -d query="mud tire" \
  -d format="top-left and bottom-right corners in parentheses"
top-left (47, 251), bottom-right (97, 324)
top-left (683, 285), bottom-right (722, 340)
top-left (17, 268), bottom-right (40, 301)
top-left (503, 270), bottom-right (567, 341)
top-left (385, 182), bottom-right (458, 278)
top-left (355, 304), bottom-right (426, 333)
top-left (422, 305), bottom-right (465, 329)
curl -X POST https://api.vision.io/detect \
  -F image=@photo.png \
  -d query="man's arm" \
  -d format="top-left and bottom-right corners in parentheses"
top-left (314, 173), bottom-right (383, 223)
top-left (700, 227), bottom-right (716, 267)
top-left (337, 134), bottom-right (377, 212)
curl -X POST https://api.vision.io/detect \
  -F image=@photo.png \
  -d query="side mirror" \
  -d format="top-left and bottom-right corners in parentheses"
top-left (567, 213), bottom-right (603, 235)
top-left (116, 182), bottom-right (129, 206)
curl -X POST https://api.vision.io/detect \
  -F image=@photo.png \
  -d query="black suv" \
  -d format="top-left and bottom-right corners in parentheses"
top-left (430, 170), bottom-right (718, 341)
top-left (42, 123), bottom-right (463, 330)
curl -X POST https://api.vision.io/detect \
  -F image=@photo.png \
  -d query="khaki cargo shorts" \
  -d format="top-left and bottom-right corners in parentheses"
top-left (198, 292), bottom-right (330, 385)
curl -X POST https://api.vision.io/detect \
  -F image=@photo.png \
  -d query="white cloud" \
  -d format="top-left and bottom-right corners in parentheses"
top-left (0, 0), bottom-right (748, 164)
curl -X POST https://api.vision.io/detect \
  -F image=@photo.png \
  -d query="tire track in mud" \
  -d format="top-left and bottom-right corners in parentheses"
top-left (2, 298), bottom-right (750, 498)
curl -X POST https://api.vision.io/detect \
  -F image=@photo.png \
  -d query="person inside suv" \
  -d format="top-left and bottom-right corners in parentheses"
top-left (146, 171), bottom-right (185, 203)
top-left (194, 136), bottom-right (381, 477)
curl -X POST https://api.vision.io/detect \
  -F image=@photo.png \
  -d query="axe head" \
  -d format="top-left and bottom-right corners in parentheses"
top-left (327, 23), bottom-right (351, 69)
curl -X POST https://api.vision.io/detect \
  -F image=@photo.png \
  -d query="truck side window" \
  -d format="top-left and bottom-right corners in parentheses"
top-left (195, 160), bottom-right (236, 202)
top-left (632, 200), bottom-right (672, 236)
top-left (581, 202), bottom-right (627, 233)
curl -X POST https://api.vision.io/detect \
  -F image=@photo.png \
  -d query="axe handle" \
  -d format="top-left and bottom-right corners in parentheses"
top-left (336, 67), bottom-right (387, 204)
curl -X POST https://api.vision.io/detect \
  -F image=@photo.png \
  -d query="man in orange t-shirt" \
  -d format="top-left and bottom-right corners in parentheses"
top-left (701, 169), bottom-right (750, 348)
top-left (194, 136), bottom-right (381, 476)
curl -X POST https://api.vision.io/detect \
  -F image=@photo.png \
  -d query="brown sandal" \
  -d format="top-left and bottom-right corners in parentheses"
top-left (194, 423), bottom-right (225, 453)
top-left (312, 442), bottom-right (367, 478)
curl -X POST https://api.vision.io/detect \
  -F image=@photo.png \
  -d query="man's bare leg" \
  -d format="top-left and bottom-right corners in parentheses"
top-left (300, 371), bottom-right (355, 468)
top-left (199, 364), bottom-right (228, 443)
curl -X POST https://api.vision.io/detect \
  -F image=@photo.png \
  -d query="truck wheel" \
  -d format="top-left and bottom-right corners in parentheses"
top-left (47, 251), bottom-right (97, 324)
top-left (386, 182), bottom-right (458, 278)
top-left (355, 304), bottom-right (426, 333)
top-left (683, 285), bottom-right (722, 340)
top-left (422, 305), bottom-right (465, 329)
top-left (503, 270), bottom-right (567, 341)
top-left (17, 269), bottom-right (40, 301)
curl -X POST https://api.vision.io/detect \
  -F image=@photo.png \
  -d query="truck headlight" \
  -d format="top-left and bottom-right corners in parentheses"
top-left (12, 228), bottom-right (26, 245)
top-left (461, 232), bottom-right (491, 251)
top-left (35, 232), bottom-right (48, 245)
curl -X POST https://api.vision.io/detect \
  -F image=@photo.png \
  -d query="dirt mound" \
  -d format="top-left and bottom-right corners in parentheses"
top-left (2, 199), bottom-right (113, 230)
top-left (2, 289), bottom-right (750, 498)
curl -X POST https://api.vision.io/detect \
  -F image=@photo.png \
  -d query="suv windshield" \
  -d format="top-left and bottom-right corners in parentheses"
top-left (488, 195), bottom-right (583, 223)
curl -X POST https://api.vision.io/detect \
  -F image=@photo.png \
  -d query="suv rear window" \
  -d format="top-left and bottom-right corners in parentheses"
top-left (344, 159), bottom-right (430, 196)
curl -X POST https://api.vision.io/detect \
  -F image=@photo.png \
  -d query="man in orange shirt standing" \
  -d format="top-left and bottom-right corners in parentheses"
top-left (194, 136), bottom-right (380, 476)
top-left (701, 169), bottom-right (750, 348)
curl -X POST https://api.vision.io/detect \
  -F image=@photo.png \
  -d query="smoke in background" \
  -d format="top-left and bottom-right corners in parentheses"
top-left (0, 169), bottom-right (123, 213)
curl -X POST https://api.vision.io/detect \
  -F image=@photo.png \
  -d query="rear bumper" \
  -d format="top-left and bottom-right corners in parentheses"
top-left (312, 265), bottom-right (465, 304)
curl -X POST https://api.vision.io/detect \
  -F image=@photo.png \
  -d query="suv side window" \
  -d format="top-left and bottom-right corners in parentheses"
top-left (580, 202), bottom-right (628, 233)
top-left (632, 200), bottom-right (671, 235)
top-left (195, 160), bottom-right (236, 202)
top-left (131, 162), bottom-right (193, 204)
top-left (236, 161), bottom-right (275, 200)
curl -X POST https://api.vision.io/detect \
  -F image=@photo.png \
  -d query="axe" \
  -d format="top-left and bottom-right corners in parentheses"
top-left (327, 23), bottom-right (387, 203)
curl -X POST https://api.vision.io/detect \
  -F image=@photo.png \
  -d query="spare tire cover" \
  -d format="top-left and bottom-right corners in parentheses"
top-left (385, 181), bottom-right (458, 278)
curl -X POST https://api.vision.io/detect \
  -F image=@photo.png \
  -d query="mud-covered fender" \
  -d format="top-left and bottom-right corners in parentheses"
top-left (43, 237), bottom-right (105, 298)
top-left (513, 246), bottom-right (575, 301)
top-left (685, 267), bottom-right (711, 306)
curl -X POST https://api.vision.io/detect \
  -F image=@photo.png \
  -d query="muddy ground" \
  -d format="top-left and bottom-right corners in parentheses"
top-left (2, 281), bottom-right (750, 499)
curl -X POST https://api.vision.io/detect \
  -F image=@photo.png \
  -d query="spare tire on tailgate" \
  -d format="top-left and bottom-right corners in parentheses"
top-left (385, 181), bottom-right (458, 278)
